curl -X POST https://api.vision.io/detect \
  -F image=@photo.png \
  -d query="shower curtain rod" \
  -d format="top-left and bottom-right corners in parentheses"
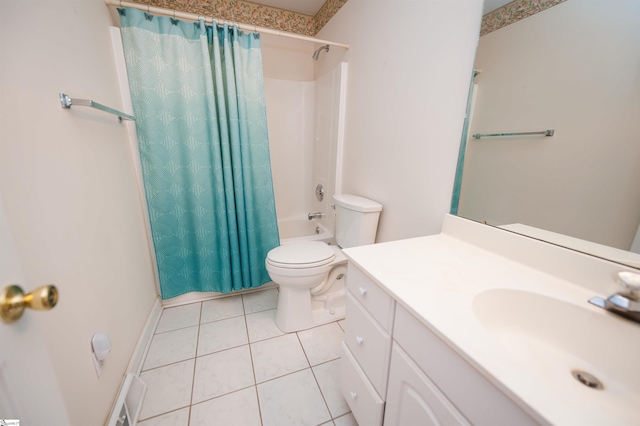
top-left (105, 0), bottom-right (350, 49)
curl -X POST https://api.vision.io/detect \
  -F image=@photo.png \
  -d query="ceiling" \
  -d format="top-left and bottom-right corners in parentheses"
top-left (250, 0), bottom-right (327, 16)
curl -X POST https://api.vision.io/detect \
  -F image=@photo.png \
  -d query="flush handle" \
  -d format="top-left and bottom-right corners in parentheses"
top-left (358, 287), bottom-right (367, 296)
top-left (0, 284), bottom-right (59, 323)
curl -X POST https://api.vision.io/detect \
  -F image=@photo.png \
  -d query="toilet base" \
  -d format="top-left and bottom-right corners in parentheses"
top-left (311, 304), bottom-right (345, 328)
top-left (275, 286), bottom-right (346, 333)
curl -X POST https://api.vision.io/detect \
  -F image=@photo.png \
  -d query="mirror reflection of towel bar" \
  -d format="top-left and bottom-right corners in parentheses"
top-left (473, 129), bottom-right (554, 139)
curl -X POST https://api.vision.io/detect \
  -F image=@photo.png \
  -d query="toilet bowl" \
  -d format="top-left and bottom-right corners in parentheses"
top-left (266, 194), bottom-right (382, 333)
top-left (266, 242), bottom-right (347, 332)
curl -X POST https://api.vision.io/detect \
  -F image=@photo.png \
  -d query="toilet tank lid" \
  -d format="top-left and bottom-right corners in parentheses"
top-left (333, 194), bottom-right (382, 213)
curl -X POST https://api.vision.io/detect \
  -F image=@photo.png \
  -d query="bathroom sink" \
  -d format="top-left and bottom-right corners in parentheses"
top-left (473, 289), bottom-right (640, 422)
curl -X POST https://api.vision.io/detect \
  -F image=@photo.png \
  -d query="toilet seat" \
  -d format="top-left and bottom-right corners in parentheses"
top-left (266, 241), bottom-right (336, 269)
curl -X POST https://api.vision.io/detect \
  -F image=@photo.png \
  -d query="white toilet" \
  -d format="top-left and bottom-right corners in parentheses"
top-left (266, 194), bottom-right (382, 332)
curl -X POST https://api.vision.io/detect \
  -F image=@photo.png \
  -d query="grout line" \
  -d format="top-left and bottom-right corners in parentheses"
top-left (188, 302), bottom-right (203, 426)
top-left (255, 365), bottom-right (311, 386)
top-left (146, 292), bottom-right (345, 425)
top-left (245, 306), bottom-right (278, 315)
top-left (142, 318), bottom-right (341, 372)
top-left (197, 341), bottom-right (250, 360)
top-left (199, 311), bottom-right (245, 326)
top-left (333, 412), bottom-right (354, 423)
top-left (252, 385), bottom-right (263, 426)
top-left (295, 331), bottom-right (333, 421)
top-left (153, 322), bottom-right (201, 335)
top-left (189, 383), bottom-right (257, 408)
top-left (137, 305), bottom-right (196, 423)
top-left (296, 331), bottom-right (312, 367)
top-left (137, 405), bottom-right (190, 423)
top-left (139, 338), bottom-right (277, 374)
top-left (242, 287), bottom-right (279, 316)
top-left (242, 303), bottom-right (264, 425)
top-left (309, 359), bottom-right (333, 421)
top-left (311, 356), bottom-right (342, 369)
top-left (139, 356), bottom-right (197, 373)
top-left (254, 365), bottom-right (312, 386)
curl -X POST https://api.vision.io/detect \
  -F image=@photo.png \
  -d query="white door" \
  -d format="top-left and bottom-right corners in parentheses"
top-left (0, 197), bottom-right (70, 425)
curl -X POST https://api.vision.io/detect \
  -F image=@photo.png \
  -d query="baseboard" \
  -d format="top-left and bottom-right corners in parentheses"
top-left (161, 282), bottom-right (279, 308)
top-left (127, 296), bottom-right (163, 376)
top-left (105, 296), bottom-right (161, 425)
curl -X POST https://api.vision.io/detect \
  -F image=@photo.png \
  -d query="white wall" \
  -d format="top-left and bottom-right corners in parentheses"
top-left (0, 1), bottom-right (158, 424)
top-left (315, 0), bottom-right (483, 242)
top-left (459, 0), bottom-right (640, 250)
top-left (262, 34), bottom-right (314, 81)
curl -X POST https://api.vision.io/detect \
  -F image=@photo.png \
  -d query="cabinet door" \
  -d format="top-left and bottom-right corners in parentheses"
top-left (384, 344), bottom-right (470, 426)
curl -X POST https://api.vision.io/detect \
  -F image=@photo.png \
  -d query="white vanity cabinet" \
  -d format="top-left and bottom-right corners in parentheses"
top-left (340, 263), bottom-right (394, 426)
top-left (341, 262), bottom-right (538, 426)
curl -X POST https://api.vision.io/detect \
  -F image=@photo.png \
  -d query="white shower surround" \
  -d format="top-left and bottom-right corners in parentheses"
top-left (265, 62), bottom-right (347, 239)
top-left (278, 217), bottom-right (331, 244)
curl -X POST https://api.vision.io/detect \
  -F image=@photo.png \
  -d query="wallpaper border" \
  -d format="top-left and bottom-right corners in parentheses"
top-left (134, 0), bottom-right (346, 37)
top-left (481, 0), bottom-right (567, 37)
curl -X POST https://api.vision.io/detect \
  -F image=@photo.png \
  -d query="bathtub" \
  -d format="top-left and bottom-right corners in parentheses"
top-left (278, 217), bottom-right (333, 244)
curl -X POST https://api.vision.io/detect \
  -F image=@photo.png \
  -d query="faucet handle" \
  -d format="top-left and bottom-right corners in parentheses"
top-left (616, 271), bottom-right (640, 300)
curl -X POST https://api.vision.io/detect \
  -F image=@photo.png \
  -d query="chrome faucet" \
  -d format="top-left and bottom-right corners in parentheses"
top-left (589, 271), bottom-right (640, 324)
top-left (308, 212), bottom-right (324, 220)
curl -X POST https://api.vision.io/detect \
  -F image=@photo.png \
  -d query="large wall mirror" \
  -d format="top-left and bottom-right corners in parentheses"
top-left (454, 0), bottom-right (640, 268)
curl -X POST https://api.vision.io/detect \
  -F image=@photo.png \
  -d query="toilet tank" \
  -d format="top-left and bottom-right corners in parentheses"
top-left (333, 194), bottom-right (382, 248)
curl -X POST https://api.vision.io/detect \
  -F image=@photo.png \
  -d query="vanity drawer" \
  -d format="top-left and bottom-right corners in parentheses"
top-left (347, 263), bottom-right (395, 332)
top-left (340, 342), bottom-right (385, 426)
top-left (393, 305), bottom-right (538, 426)
top-left (345, 292), bottom-right (392, 397)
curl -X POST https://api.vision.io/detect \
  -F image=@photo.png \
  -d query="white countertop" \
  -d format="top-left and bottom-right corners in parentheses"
top-left (342, 215), bottom-right (640, 426)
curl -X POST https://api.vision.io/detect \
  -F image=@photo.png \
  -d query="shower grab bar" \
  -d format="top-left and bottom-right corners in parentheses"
top-left (472, 129), bottom-right (554, 139)
top-left (59, 93), bottom-right (135, 122)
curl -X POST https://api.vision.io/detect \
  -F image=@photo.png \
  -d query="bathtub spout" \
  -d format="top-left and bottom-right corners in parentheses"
top-left (308, 212), bottom-right (324, 220)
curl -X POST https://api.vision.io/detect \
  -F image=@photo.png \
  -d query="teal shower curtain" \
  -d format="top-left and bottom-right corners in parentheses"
top-left (119, 8), bottom-right (279, 299)
top-left (450, 70), bottom-right (478, 215)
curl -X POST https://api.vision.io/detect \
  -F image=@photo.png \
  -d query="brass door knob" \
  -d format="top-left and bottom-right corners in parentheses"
top-left (0, 284), bottom-right (58, 323)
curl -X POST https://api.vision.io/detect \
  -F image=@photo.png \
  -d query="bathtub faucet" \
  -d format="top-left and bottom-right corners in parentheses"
top-left (308, 212), bottom-right (324, 220)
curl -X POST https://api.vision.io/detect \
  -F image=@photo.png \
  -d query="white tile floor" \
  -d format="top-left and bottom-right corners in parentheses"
top-left (138, 287), bottom-right (358, 426)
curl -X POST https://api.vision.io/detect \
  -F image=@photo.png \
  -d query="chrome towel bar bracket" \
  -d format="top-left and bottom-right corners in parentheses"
top-left (59, 93), bottom-right (135, 123)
